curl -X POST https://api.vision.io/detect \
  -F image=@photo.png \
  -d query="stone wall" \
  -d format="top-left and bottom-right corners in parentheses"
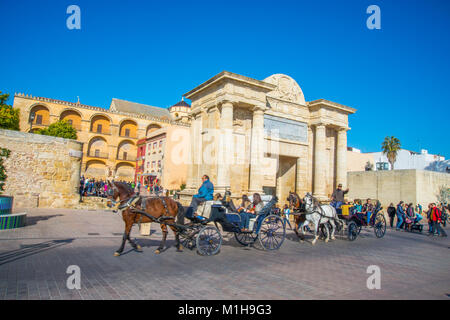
top-left (347, 169), bottom-right (450, 207)
top-left (0, 129), bottom-right (83, 209)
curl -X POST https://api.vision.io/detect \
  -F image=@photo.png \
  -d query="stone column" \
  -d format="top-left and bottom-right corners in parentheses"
top-left (336, 127), bottom-right (348, 188)
top-left (216, 102), bottom-right (233, 193)
top-left (295, 149), bottom-right (308, 196)
top-left (313, 124), bottom-right (327, 199)
top-left (186, 112), bottom-right (201, 190)
top-left (248, 106), bottom-right (265, 194)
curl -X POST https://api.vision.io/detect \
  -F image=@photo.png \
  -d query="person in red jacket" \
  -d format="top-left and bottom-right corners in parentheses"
top-left (431, 203), bottom-right (447, 237)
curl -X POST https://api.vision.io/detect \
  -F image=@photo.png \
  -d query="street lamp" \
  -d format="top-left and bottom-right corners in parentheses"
top-left (29, 112), bottom-right (35, 132)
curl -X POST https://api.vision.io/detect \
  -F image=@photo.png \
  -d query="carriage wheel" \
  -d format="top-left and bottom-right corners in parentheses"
top-left (196, 226), bottom-right (222, 256)
top-left (179, 227), bottom-right (198, 250)
top-left (374, 213), bottom-right (387, 238)
top-left (258, 214), bottom-right (286, 250)
top-left (348, 221), bottom-right (358, 241)
top-left (234, 232), bottom-right (258, 246)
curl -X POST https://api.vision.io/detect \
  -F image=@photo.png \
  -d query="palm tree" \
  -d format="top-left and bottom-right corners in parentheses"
top-left (381, 136), bottom-right (401, 170)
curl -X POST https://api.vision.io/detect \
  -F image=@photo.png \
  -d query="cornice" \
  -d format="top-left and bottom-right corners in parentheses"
top-left (14, 93), bottom-right (190, 127)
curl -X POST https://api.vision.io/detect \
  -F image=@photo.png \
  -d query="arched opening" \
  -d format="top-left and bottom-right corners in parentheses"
top-left (30, 105), bottom-right (50, 127)
top-left (117, 140), bottom-right (136, 161)
top-left (90, 114), bottom-right (111, 134)
top-left (87, 136), bottom-right (108, 158)
top-left (146, 123), bottom-right (162, 136)
top-left (119, 119), bottom-right (138, 138)
top-left (115, 162), bottom-right (135, 181)
top-left (85, 160), bottom-right (107, 179)
top-left (60, 109), bottom-right (82, 130)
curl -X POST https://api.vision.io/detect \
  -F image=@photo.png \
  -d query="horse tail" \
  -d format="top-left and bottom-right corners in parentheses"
top-left (176, 201), bottom-right (185, 226)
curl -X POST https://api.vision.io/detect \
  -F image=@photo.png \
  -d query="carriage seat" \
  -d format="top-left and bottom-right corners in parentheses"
top-left (248, 194), bottom-right (274, 206)
top-left (197, 200), bottom-right (222, 219)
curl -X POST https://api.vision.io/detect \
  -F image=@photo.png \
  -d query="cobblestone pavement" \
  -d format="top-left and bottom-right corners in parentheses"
top-left (0, 208), bottom-right (449, 300)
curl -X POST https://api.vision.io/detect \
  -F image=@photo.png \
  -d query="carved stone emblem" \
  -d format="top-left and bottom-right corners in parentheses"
top-left (263, 74), bottom-right (306, 105)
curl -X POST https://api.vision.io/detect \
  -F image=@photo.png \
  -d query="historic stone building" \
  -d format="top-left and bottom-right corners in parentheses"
top-left (13, 70), bottom-right (355, 203)
top-left (180, 71), bottom-right (356, 204)
top-left (14, 93), bottom-right (189, 181)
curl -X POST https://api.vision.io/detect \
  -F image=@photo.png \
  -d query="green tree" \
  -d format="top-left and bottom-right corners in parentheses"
top-left (381, 136), bottom-right (401, 170)
top-left (37, 120), bottom-right (77, 140)
top-left (0, 92), bottom-right (20, 131)
top-left (0, 148), bottom-right (11, 194)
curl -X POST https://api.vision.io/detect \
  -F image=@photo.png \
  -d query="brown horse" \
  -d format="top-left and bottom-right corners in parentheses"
top-left (287, 191), bottom-right (307, 241)
top-left (106, 180), bottom-right (184, 256)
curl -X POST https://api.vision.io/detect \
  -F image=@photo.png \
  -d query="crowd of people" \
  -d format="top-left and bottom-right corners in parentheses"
top-left (79, 177), bottom-right (111, 198)
top-left (329, 184), bottom-right (448, 237)
top-left (387, 201), bottom-right (448, 236)
top-left (79, 176), bottom-right (168, 201)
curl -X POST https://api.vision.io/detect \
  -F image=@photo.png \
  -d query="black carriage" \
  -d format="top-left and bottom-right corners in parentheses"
top-left (335, 201), bottom-right (387, 241)
top-left (178, 196), bottom-right (286, 255)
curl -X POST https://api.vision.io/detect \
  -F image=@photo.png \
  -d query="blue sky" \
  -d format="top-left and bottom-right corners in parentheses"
top-left (1, 0), bottom-right (449, 157)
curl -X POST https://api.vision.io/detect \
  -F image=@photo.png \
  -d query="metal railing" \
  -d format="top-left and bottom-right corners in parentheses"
top-left (87, 151), bottom-right (109, 159)
top-left (117, 154), bottom-right (137, 161)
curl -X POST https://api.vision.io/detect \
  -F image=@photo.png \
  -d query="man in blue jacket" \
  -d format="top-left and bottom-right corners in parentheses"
top-left (188, 175), bottom-right (214, 217)
top-left (396, 201), bottom-right (405, 231)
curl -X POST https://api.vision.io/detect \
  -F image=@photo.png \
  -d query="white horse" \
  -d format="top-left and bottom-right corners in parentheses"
top-left (298, 193), bottom-right (343, 245)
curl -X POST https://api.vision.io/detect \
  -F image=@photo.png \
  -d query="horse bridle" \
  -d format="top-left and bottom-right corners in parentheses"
top-left (107, 182), bottom-right (131, 208)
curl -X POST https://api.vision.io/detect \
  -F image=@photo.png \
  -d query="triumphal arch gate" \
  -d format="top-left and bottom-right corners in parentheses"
top-left (180, 71), bottom-right (355, 205)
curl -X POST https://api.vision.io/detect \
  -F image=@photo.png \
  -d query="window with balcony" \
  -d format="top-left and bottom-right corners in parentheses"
top-left (36, 114), bottom-right (43, 125)
top-left (125, 128), bottom-right (130, 137)
top-left (97, 124), bottom-right (102, 133)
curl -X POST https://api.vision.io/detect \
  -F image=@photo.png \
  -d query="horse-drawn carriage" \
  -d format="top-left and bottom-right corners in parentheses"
top-left (106, 180), bottom-right (285, 256)
top-left (334, 201), bottom-right (387, 241)
top-left (287, 192), bottom-right (387, 243)
top-left (179, 195), bottom-right (286, 255)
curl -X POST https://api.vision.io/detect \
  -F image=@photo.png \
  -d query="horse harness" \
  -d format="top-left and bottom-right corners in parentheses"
top-left (117, 194), bottom-right (174, 225)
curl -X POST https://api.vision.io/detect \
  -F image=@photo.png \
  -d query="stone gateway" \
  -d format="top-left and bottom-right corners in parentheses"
top-left (180, 71), bottom-right (356, 205)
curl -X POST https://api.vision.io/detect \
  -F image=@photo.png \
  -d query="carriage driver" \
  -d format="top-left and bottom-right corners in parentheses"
top-left (187, 175), bottom-right (214, 217)
top-left (331, 184), bottom-right (349, 209)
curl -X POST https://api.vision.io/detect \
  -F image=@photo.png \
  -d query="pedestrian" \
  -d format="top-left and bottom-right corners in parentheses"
top-left (387, 203), bottom-right (396, 228)
top-left (431, 203), bottom-right (447, 237)
top-left (283, 204), bottom-right (292, 229)
top-left (396, 201), bottom-right (405, 231)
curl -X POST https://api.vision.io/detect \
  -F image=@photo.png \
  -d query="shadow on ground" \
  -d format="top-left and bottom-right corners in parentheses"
top-left (0, 238), bottom-right (74, 265)
top-left (25, 214), bottom-right (64, 226)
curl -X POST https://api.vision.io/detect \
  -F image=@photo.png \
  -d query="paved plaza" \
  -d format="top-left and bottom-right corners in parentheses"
top-left (0, 207), bottom-right (449, 300)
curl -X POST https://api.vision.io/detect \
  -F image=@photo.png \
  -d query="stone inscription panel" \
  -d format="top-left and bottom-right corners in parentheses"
top-left (264, 114), bottom-right (307, 143)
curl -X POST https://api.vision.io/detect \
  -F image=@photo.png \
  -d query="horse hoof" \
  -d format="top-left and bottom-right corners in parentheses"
top-left (154, 249), bottom-right (161, 254)
top-left (136, 245), bottom-right (143, 252)
top-left (177, 248), bottom-right (183, 252)
top-left (114, 252), bottom-right (121, 257)
top-left (325, 239), bottom-right (329, 243)
top-left (331, 237), bottom-right (336, 241)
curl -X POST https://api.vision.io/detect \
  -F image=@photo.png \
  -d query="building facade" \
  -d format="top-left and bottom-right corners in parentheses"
top-left (347, 148), bottom-right (448, 173)
top-left (179, 71), bottom-right (356, 204)
top-left (14, 94), bottom-right (189, 181)
top-left (135, 125), bottom-right (190, 190)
